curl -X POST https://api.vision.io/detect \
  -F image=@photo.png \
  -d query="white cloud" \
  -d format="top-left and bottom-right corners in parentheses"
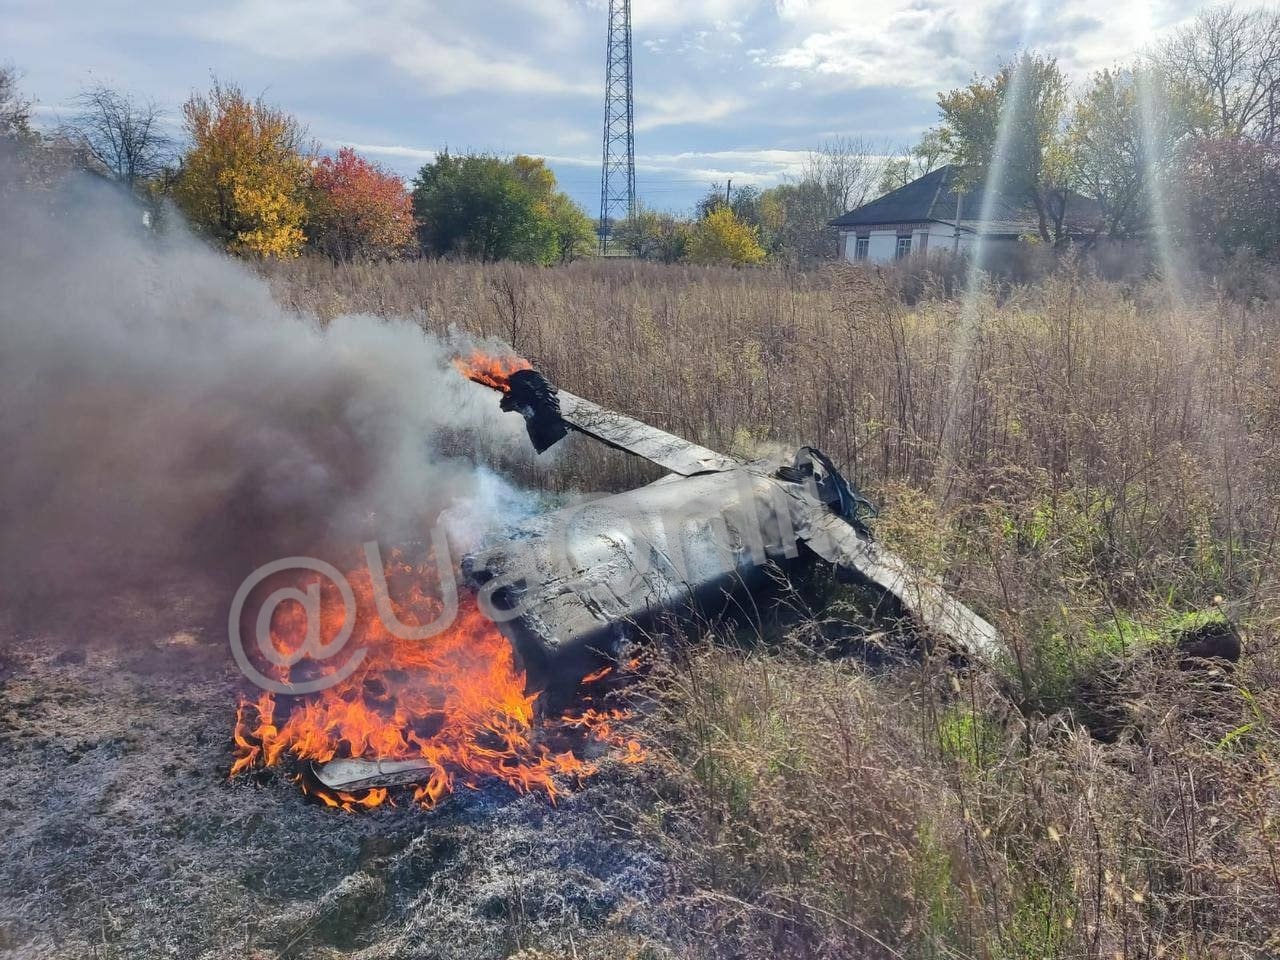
top-left (183, 0), bottom-right (595, 97)
top-left (515, 147), bottom-right (811, 188)
top-left (334, 142), bottom-right (438, 162)
top-left (631, 0), bottom-right (757, 30)
top-left (635, 92), bottom-right (747, 131)
top-left (385, 32), bottom-right (595, 97)
top-left (644, 148), bottom-right (809, 169)
top-left (760, 0), bottom-right (1210, 92)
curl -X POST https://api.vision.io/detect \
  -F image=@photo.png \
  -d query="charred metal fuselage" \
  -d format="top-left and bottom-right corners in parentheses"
top-left (464, 460), bottom-right (809, 690)
top-left (462, 368), bottom-right (1001, 692)
top-left (314, 363), bottom-right (1002, 793)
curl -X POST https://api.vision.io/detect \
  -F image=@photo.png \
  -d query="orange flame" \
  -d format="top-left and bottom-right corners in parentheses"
top-left (452, 350), bottom-right (532, 393)
top-left (230, 555), bottom-right (642, 810)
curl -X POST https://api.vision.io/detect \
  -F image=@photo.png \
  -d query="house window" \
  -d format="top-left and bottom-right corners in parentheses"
top-left (895, 236), bottom-right (912, 259)
top-left (854, 236), bottom-right (869, 260)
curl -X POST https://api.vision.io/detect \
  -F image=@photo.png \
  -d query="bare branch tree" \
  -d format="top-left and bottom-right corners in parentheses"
top-left (911, 128), bottom-right (946, 176)
top-left (1157, 3), bottom-right (1280, 142)
top-left (64, 83), bottom-right (172, 188)
top-left (802, 136), bottom-right (887, 216)
top-left (877, 129), bottom-right (947, 196)
top-left (0, 62), bottom-right (33, 140)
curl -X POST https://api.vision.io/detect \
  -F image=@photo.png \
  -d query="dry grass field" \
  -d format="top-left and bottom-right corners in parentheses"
top-left (254, 255), bottom-right (1280, 959)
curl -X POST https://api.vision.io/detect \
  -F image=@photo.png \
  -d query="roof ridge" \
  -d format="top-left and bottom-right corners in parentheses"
top-left (924, 164), bottom-right (949, 219)
top-left (827, 162), bottom-right (1101, 231)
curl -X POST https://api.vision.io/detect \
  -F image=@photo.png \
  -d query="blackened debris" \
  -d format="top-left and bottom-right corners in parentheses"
top-left (501, 369), bottom-right (569, 453)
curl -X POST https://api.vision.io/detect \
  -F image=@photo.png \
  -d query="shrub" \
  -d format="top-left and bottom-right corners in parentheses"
top-left (686, 207), bottom-right (766, 266)
top-left (307, 147), bottom-right (414, 261)
top-left (174, 81), bottom-right (310, 258)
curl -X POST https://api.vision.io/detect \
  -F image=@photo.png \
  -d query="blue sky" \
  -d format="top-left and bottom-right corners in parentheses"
top-left (5, 0), bottom-right (1217, 213)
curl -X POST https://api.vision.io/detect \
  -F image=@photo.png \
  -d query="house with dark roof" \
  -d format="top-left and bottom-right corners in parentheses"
top-left (829, 164), bottom-right (1103, 264)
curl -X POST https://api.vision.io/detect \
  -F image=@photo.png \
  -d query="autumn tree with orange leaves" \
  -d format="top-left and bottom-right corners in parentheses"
top-left (174, 81), bottom-right (310, 258)
top-left (307, 147), bottom-right (415, 261)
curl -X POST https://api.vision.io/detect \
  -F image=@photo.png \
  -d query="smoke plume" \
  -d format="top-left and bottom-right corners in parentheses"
top-left (0, 169), bottom-right (533, 621)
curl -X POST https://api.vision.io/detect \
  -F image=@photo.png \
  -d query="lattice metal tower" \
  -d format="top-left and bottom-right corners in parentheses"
top-left (598, 0), bottom-right (635, 253)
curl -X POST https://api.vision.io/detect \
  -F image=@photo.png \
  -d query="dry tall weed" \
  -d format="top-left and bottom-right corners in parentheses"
top-left (262, 256), bottom-right (1280, 958)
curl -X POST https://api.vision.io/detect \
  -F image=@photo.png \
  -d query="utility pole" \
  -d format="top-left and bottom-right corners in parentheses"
top-left (598, 0), bottom-right (635, 254)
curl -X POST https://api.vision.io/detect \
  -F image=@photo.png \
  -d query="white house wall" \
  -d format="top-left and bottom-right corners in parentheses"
top-left (915, 223), bottom-right (970, 256)
top-left (866, 231), bottom-right (897, 263)
top-left (838, 231), bottom-right (870, 263)
top-left (839, 223), bottom-right (976, 263)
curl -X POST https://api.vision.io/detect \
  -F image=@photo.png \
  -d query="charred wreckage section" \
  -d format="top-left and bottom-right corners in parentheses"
top-left (467, 368), bottom-right (1000, 682)
top-left (315, 365), bottom-right (1000, 794)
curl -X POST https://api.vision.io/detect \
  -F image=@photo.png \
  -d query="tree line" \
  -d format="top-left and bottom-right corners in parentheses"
top-left (619, 3), bottom-right (1280, 266)
top-left (927, 2), bottom-right (1279, 257)
top-left (613, 138), bottom-right (887, 267)
top-left (2, 2), bottom-right (1277, 266)
top-left (1, 73), bottom-right (596, 263)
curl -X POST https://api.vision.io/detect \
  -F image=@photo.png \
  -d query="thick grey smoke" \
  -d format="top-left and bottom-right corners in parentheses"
top-left (0, 170), bottom-right (534, 618)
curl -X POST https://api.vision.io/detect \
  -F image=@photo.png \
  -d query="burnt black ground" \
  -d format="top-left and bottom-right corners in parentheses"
top-left (0, 590), bottom-right (677, 960)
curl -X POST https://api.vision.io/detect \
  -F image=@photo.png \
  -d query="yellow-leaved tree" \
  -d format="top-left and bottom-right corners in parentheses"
top-left (686, 206), bottom-right (766, 266)
top-left (174, 81), bottom-right (310, 258)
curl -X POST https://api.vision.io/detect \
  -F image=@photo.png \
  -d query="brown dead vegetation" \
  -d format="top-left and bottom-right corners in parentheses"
top-left (261, 254), bottom-right (1280, 959)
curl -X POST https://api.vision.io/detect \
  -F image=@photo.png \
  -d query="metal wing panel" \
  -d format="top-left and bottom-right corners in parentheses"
top-left (556, 389), bottom-right (738, 476)
top-left (801, 512), bottom-right (1001, 660)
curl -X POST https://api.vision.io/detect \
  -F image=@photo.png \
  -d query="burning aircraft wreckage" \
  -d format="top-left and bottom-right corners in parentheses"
top-left (234, 352), bottom-right (999, 805)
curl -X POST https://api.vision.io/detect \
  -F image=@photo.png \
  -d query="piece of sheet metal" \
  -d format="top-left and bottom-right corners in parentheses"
top-left (462, 464), bottom-right (807, 687)
top-left (461, 363), bottom-right (1002, 674)
top-left (800, 511), bottom-right (1001, 658)
top-left (313, 757), bottom-right (438, 792)
top-left (555, 388), bottom-right (738, 476)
